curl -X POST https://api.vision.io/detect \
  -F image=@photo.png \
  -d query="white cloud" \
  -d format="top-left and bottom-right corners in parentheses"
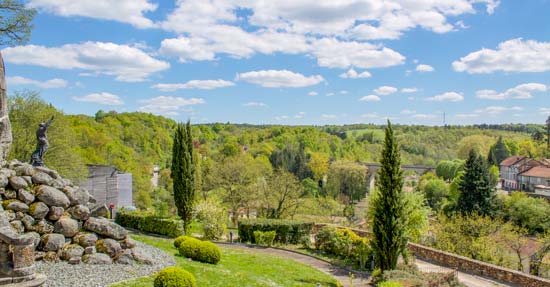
top-left (412, 113), bottom-right (437, 119)
top-left (476, 83), bottom-right (546, 100)
top-left (7, 76), bottom-right (68, 89)
top-left (311, 38), bottom-right (405, 69)
top-left (540, 108), bottom-right (550, 114)
top-left (3, 42), bottom-right (169, 82)
top-left (374, 85), bottom-right (398, 95)
top-left (322, 114), bottom-right (338, 119)
top-left (339, 68), bottom-right (371, 79)
top-left (28, 0), bottom-right (157, 28)
top-left (401, 87), bottom-right (418, 93)
top-left (295, 111), bottom-right (306, 119)
top-left (72, 92), bottom-right (123, 105)
top-left (138, 96), bottom-right (205, 116)
top-left (359, 95), bottom-right (381, 102)
top-left (427, 92), bottom-right (464, 102)
top-left (243, 102), bottom-right (267, 107)
top-left (361, 113), bottom-right (378, 118)
top-left (474, 106), bottom-right (523, 115)
top-left (326, 92), bottom-right (335, 97)
top-left (151, 79), bottom-right (234, 92)
top-left (340, 90), bottom-right (348, 95)
top-left (275, 115), bottom-right (290, 121)
top-left (416, 64), bottom-right (434, 72)
top-left (308, 91), bottom-right (318, 96)
top-left (400, 109), bottom-right (416, 114)
top-left (453, 38), bottom-right (550, 73)
top-left (236, 70), bottom-right (324, 88)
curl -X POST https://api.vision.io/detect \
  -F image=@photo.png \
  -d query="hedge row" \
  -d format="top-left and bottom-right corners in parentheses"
top-left (115, 210), bottom-right (185, 238)
top-left (238, 219), bottom-right (314, 244)
top-left (154, 266), bottom-right (196, 287)
top-left (175, 236), bottom-right (222, 264)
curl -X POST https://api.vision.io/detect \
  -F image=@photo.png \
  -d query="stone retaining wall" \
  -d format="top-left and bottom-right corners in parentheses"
top-left (313, 223), bottom-right (550, 287)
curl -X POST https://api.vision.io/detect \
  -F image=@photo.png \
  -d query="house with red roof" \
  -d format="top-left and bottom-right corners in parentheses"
top-left (500, 156), bottom-right (550, 192)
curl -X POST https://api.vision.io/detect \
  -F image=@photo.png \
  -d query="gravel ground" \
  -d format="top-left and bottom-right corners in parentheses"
top-left (35, 241), bottom-right (176, 287)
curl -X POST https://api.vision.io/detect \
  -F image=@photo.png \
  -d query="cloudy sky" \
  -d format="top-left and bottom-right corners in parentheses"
top-left (3, 0), bottom-right (550, 125)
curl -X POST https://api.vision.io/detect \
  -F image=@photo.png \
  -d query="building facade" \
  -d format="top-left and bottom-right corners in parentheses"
top-left (500, 156), bottom-right (550, 192)
top-left (86, 164), bottom-right (133, 215)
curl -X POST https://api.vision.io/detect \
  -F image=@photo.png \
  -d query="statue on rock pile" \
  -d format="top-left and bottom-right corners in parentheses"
top-left (30, 116), bottom-right (54, 167)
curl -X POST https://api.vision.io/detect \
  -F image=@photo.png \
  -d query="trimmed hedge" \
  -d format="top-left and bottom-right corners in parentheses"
top-left (238, 219), bottom-right (314, 244)
top-left (115, 210), bottom-right (185, 238)
top-left (177, 237), bottom-right (221, 264)
top-left (253, 230), bottom-right (276, 247)
top-left (174, 236), bottom-right (191, 249)
top-left (154, 266), bottom-right (196, 287)
top-left (315, 225), bottom-right (371, 269)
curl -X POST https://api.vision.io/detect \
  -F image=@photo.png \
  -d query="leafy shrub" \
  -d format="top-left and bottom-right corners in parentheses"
top-left (377, 281), bottom-right (402, 287)
top-left (178, 237), bottom-right (222, 264)
top-left (116, 210), bottom-right (184, 238)
top-left (154, 267), bottom-right (196, 287)
top-left (238, 219), bottom-right (313, 244)
top-left (174, 236), bottom-right (191, 249)
top-left (194, 200), bottom-right (227, 240)
top-left (314, 226), bottom-right (371, 269)
top-left (253, 231), bottom-right (276, 246)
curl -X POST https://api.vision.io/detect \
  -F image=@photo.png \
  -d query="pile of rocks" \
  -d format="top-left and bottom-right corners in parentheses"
top-left (0, 160), bottom-right (152, 265)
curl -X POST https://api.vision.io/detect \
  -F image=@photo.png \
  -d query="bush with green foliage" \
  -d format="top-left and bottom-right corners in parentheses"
top-left (238, 219), bottom-right (314, 244)
top-left (154, 266), bottom-right (196, 287)
top-left (115, 210), bottom-right (184, 238)
top-left (253, 230), bottom-right (276, 247)
top-left (502, 192), bottom-right (550, 234)
top-left (174, 236), bottom-right (191, 249)
top-left (377, 281), bottom-right (403, 287)
top-left (314, 226), bottom-right (371, 269)
top-left (194, 200), bottom-right (227, 240)
top-left (178, 237), bottom-right (221, 264)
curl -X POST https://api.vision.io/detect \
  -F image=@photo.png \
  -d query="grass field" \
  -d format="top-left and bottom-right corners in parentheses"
top-left (110, 234), bottom-right (340, 287)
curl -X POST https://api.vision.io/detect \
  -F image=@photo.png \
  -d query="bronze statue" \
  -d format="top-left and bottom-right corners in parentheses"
top-left (30, 116), bottom-right (54, 167)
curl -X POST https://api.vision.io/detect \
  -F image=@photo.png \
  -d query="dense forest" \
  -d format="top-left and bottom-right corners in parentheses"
top-left (7, 92), bottom-right (549, 211)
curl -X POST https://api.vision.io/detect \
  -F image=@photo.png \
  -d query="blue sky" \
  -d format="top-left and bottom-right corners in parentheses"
top-left (3, 0), bottom-right (550, 125)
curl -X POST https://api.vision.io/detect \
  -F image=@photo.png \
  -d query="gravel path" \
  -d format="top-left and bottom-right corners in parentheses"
top-left (217, 243), bottom-right (370, 287)
top-left (35, 241), bottom-right (176, 287)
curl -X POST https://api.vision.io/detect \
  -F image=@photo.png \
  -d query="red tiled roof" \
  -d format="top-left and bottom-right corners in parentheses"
top-left (500, 156), bottom-right (526, 167)
top-left (519, 166), bottom-right (550, 178)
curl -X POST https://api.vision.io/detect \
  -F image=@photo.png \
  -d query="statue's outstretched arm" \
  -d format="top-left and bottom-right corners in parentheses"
top-left (45, 116), bottom-right (54, 127)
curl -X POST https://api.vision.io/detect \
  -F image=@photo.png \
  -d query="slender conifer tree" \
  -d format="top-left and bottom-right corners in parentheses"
top-left (172, 121), bottom-right (195, 233)
top-left (370, 120), bottom-right (407, 271)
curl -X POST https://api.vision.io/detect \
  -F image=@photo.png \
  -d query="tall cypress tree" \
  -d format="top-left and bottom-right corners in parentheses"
top-left (172, 121), bottom-right (195, 233)
top-left (457, 149), bottom-right (495, 216)
top-left (370, 121), bottom-right (407, 271)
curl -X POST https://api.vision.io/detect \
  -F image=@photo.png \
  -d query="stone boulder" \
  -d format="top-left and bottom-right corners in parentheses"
top-left (29, 202), bottom-right (49, 220)
top-left (48, 206), bottom-right (64, 221)
top-left (32, 172), bottom-right (54, 185)
top-left (120, 237), bottom-right (136, 249)
top-left (54, 217), bottom-right (79, 237)
top-left (69, 205), bottom-right (90, 221)
top-left (43, 251), bottom-right (59, 263)
top-left (83, 217), bottom-right (127, 240)
top-left (60, 244), bottom-right (85, 261)
top-left (82, 253), bottom-right (112, 264)
top-left (18, 189), bottom-right (35, 205)
top-left (89, 204), bottom-right (108, 218)
top-left (114, 249), bottom-right (134, 265)
top-left (3, 199), bottom-right (29, 212)
top-left (35, 185), bottom-right (70, 208)
top-left (14, 164), bottom-right (35, 177)
top-left (10, 220), bottom-right (24, 233)
top-left (131, 247), bottom-right (153, 265)
top-left (9, 176), bottom-right (28, 190)
top-left (73, 232), bottom-right (98, 248)
top-left (0, 174), bottom-right (8, 188)
top-left (21, 214), bottom-right (35, 230)
top-left (63, 186), bottom-right (90, 206)
top-left (35, 219), bottom-right (54, 235)
top-left (25, 232), bottom-right (41, 249)
top-left (96, 238), bottom-right (122, 257)
top-left (41, 233), bottom-right (66, 252)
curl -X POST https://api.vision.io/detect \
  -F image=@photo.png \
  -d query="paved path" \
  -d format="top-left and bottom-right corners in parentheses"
top-left (217, 243), bottom-right (370, 287)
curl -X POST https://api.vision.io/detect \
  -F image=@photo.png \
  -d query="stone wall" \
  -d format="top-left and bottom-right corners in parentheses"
top-left (313, 223), bottom-right (550, 287)
top-left (408, 243), bottom-right (550, 287)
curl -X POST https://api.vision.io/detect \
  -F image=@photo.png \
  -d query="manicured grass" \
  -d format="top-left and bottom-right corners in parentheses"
top-left (110, 234), bottom-right (340, 287)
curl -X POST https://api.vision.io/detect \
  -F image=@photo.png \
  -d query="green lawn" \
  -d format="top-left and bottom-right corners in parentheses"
top-left (110, 234), bottom-right (341, 287)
